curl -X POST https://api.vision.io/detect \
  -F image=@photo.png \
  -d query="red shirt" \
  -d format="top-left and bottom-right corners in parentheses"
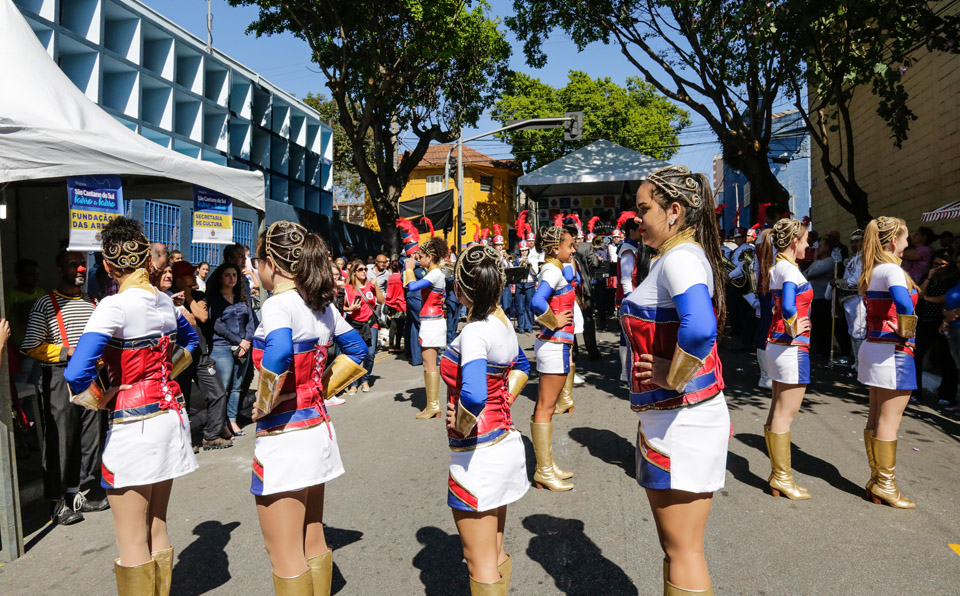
top-left (345, 282), bottom-right (378, 328)
top-left (385, 273), bottom-right (406, 312)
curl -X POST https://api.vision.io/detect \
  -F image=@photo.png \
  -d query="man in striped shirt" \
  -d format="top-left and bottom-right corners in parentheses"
top-left (21, 250), bottom-right (108, 525)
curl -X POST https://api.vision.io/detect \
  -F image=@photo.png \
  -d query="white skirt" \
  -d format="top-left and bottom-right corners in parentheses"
top-left (534, 338), bottom-right (572, 374)
top-left (857, 341), bottom-right (917, 391)
top-left (635, 394), bottom-right (730, 493)
top-left (419, 318), bottom-right (447, 349)
top-left (251, 420), bottom-right (345, 496)
top-left (765, 342), bottom-right (810, 385)
top-left (448, 430), bottom-right (528, 512)
top-left (101, 409), bottom-right (198, 489)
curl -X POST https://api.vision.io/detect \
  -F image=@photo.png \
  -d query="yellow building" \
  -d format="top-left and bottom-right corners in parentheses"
top-left (365, 145), bottom-right (522, 248)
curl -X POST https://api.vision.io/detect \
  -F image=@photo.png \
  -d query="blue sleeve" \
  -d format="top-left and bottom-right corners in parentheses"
top-left (459, 359), bottom-right (488, 416)
top-left (890, 286), bottom-right (915, 315)
top-left (63, 332), bottom-right (111, 394)
top-left (333, 328), bottom-right (368, 364)
top-left (407, 277), bottom-right (432, 292)
top-left (176, 313), bottom-right (199, 354)
top-left (515, 346), bottom-right (531, 374)
top-left (781, 281), bottom-right (798, 322)
top-left (261, 328), bottom-right (293, 373)
top-left (673, 284), bottom-right (717, 360)
top-left (562, 266), bottom-right (575, 282)
top-left (531, 280), bottom-right (554, 316)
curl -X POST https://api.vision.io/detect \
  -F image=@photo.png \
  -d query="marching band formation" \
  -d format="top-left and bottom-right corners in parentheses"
top-left (62, 164), bottom-right (922, 596)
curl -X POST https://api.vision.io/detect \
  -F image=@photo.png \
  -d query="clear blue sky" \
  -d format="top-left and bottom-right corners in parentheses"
top-left (142, 0), bottom-right (722, 175)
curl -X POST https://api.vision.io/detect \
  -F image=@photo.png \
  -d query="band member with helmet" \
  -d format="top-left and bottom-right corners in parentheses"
top-left (616, 211), bottom-right (641, 384)
top-left (622, 165), bottom-right (729, 595)
top-left (442, 244), bottom-right (531, 595)
top-left (514, 211), bottom-right (538, 334)
top-left (250, 221), bottom-right (368, 594)
top-left (529, 223), bottom-right (577, 491)
top-left (401, 217), bottom-right (451, 420)
top-left (64, 217), bottom-right (199, 596)
top-left (857, 216), bottom-right (918, 509)
top-left (759, 218), bottom-right (813, 500)
top-left (728, 227), bottom-right (757, 348)
top-left (835, 229), bottom-right (866, 370)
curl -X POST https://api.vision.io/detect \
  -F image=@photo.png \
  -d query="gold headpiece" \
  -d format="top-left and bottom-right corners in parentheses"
top-left (455, 244), bottom-right (505, 302)
top-left (421, 238), bottom-right (444, 261)
top-left (876, 216), bottom-right (901, 245)
top-left (264, 221), bottom-right (307, 276)
top-left (102, 237), bottom-right (150, 270)
top-left (538, 226), bottom-right (565, 253)
top-left (646, 165), bottom-right (703, 209)
top-left (772, 218), bottom-right (805, 250)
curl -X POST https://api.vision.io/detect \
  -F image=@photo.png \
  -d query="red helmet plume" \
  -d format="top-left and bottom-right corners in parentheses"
top-left (396, 218), bottom-right (421, 256)
top-left (569, 213), bottom-right (582, 231)
top-left (422, 216), bottom-right (435, 237)
top-left (515, 210), bottom-right (528, 236)
top-left (616, 211), bottom-right (637, 230)
top-left (553, 212), bottom-right (565, 227)
top-left (473, 223), bottom-right (481, 243)
top-left (587, 216), bottom-right (600, 233)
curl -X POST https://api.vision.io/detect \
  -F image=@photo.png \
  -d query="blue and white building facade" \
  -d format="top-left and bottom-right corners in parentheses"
top-left (13, 0), bottom-right (335, 264)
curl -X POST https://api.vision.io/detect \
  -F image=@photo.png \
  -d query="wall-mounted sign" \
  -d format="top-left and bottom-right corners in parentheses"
top-left (67, 175), bottom-right (123, 251)
top-left (192, 186), bottom-right (233, 245)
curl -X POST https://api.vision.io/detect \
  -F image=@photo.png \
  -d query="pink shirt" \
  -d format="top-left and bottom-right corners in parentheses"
top-left (902, 245), bottom-right (931, 284)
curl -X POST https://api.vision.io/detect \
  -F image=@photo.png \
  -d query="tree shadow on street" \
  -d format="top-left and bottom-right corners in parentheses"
top-left (412, 526), bottom-right (469, 596)
top-left (523, 514), bottom-right (638, 596)
top-left (735, 432), bottom-right (863, 498)
top-left (567, 427), bottom-right (635, 478)
top-left (173, 520), bottom-right (240, 595)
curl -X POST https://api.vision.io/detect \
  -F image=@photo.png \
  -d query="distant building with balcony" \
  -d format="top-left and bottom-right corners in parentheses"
top-left (13, 0), bottom-right (336, 263)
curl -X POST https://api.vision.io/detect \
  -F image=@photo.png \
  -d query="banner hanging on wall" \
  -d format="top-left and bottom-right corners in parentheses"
top-left (67, 175), bottom-right (124, 252)
top-left (192, 186), bottom-right (233, 245)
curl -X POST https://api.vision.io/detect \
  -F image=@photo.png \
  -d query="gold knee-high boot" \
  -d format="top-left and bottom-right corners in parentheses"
top-left (864, 429), bottom-right (877, 496)
top-left (869, 438), bottom-right (916, 509)
top-left (764, 427), bottom-right (810, 499)
top-left (469, 574), bottom-right (507, 595)
top-left (498, 554), bottom-right (512, 592)
top-left (554, 365), bottom-right (575, 415)
top-left (417, 371), bottom-right (442, 419)
top-left (152, 547), bottom-right (173, 596)
top-left (307, 550), bottom-right (332, 596)
top-left (663, 558), bottom-right (713, 595)
top-left (530, 420), bottom-right (574, 491)
top-left (272, 570), bottom-right (314, 596)
top-left (115, 559), bottom-right (156, 596)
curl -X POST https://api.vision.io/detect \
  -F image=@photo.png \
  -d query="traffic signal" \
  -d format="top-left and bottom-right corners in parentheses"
top-left (459, 221), bottom-right (466, 237)
top-left (564, 111), bottom-right (583, 141)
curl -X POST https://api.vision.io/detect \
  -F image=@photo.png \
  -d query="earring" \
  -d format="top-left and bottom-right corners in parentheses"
top-left (668, 218), bottom-right (676, 226)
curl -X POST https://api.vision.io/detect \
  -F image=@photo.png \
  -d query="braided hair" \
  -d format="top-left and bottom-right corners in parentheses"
top-left (421, 236), bottom-right (448, 263)
top-left (257, 220), bottom-right (336, 311)
top-left (536, 226), bottom-right (567, 257)
top-left (101, 216), bottom-right (150, 272)
top-left (455, 244), bottom-right (505, 321)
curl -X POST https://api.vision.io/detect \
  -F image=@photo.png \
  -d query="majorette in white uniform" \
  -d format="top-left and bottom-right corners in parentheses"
top-left (620, 232), bottom-right (730, 493)
top-left (444, 310), bottom-right (531, 511)
top-left (532, 258), bottom-right (576, 374)
top-left (250, 281), bottom-right (368, 496)
top-left (857, 263), bottom-right (919, 391)
top-left (765, 254), bottom-right (813, 385)
top-left (618, 237), bottom-right (640, 382)
top-left (408, 266), bottom-right (447, 349)
top-left (64, 269), bottom-right (199, 489)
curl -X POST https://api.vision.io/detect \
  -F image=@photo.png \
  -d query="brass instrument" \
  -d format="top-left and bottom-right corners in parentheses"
top-left (726, 246), bottom-right (756, 293)
top-left (592, 235), bottom-right (605, 249)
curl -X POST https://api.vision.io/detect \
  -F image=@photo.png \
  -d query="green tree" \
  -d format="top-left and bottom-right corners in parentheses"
top-left (508, 0), bottom-right (795, 213)
top-left (229, 0), bottom-right (511, 254)
top-left (302, 92), bottom-right (369, 204)
top-left (491, 70), bottom-right (691, 171)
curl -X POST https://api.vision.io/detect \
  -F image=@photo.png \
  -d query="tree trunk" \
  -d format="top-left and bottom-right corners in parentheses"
top-left (722, 142), bottom-right (792, 221)
top-left (369, 186), bottom-right (404, 258)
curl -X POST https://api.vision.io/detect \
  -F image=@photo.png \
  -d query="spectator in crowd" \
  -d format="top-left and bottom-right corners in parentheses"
top-left (196, 261), bottom-right (210, 292)
top-left (373, 254), bottom-right (391, 296)
top-left (941, 251), bottom-right (960, 415)
top-left (514, 241), bottom-right (537, 333)
top-left (6, 258), bottom-right (44, 383)
top-left (148, 242), bottom-right (168, 286)
top-left (171, 261), bottom-right (233, 450)
top-left (332, 263), bottom-right (346, 312)
top-left (223, 243), bottom-right (260, 310)
top-left (914, 249), bottom-right (958, 405)
top-left (903, 226), bottom-right (934, 284)
top-left (207, 262), bottom-right (256, 437)
top-left (169, 250), bottom-right (183, 263)
top-left (384, 260), bottom-right (406, 354)
top-left (158, 265), bottom-right (174, 294)
top-left (21, 249), bottom-right (107, 525)
top-left (939, 231), bottom-right (954, 250)
top-left (574, 224), bottom-right (603, 360)
top-left (335, 257), bottom-right (346, 275)
top-left (804, 237), bottom-right (837, 356)
top-left (342, 259), bottom-right (384, 394)
top-left (826, 230), bottom-right (849, 261)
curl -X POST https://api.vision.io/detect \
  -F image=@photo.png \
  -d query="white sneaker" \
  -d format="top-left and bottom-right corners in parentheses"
top-left (573, 374), bottom-right (586, 386)
top-left (326, 396), bottom-right (346, 406)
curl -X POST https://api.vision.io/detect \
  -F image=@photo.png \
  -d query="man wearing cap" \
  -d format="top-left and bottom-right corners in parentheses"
top-left (834, 229), bottom-right (866, 369)
top-left (21, 249), bottom-right (108, 525)
top-left (514, 240), bottom-right (538, 333)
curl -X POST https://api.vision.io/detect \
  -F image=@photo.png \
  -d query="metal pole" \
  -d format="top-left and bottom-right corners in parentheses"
top-left (0, 209), bottom-right (24, 561)
top-left (457, 139), bottom-right (464, 253)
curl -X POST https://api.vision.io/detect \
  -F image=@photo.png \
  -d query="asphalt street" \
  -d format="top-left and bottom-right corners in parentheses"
top-left (2, 328), bottom-right (959, 595)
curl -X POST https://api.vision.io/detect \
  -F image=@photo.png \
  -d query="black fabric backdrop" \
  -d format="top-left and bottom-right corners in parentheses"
top-left (399, 190), bottom-right (455, 233)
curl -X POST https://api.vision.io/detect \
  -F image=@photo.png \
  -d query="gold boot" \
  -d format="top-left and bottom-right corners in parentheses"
top-left (152, 547), bottom-right (173, 596)
top-left (416, 371), bottom-right (442, 419)
top-left (530, 420), bottom-right (574, 491)
top-left (469, 574), bottom-right (508, 595)
top-left (864, 429), bottom-right (877, 497)
top-left (665, 580), bottom-right (714, 595)
top-left (535, 415), bottom-right (573, 480)
top-left (307, 550), bottom-right (332, 596)
top-left (115, 558), bottom-right (156, 596)
top-left (498, 554), bottom-right (512, 592)
top-left (764, 428), bottom-right (810, 499)
top-left (272, 569), bottom-right (314, 596)
top-left (870, 438), bottom-right (916, 509)
top-left (554, 366), bottom-right (575, 415)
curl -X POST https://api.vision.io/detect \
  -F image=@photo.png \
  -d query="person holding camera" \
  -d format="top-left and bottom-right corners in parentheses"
top-left (343, 259), bottom-right (385, 394)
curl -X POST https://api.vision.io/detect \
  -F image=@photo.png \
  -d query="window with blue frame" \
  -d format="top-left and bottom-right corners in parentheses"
top-left (189, 217), bottom-right (255, 266)
top-left (142, 200), bottom-right (181, 251)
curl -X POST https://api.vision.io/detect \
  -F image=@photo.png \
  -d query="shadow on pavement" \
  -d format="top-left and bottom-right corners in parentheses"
top-left (567, 427), bottom-right (635, 478)
top-left (326, 526), bottom-right (363, 595)
top-left (523, 514), bottom-right (638, 596)
top-left (173, 520), bottom-right (240, 595)
top-left (725, 450), bottom-right (770, 493)
top-left (393, 386), bottom-right (428, 413)
top-left (412, 526), bottom-right (468, 596)
top-left (735, 432), bottom-right (864, 498)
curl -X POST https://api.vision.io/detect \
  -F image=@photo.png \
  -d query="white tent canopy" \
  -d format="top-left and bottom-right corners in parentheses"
top-left (518, 139), bottom-right (670, 198)
top-left (0, 0), bottom-right (265, 211)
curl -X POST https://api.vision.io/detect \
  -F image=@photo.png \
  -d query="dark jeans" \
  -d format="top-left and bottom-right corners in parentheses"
top-left (351, 327), bottom-right (377, 387)
top-left (181, 352), bottom-right (230, 441)
top-left (515, 285), bottom-right (535, 332)
top-left (38, 366), bottom-right (103, 499)
top-left (388, 315), bottom-right (405, 351)
top-left (915, 320), bottom-right (957, 402)
top-left (500, 287), bottom-right (513, 318)
top-left (209, 345), bottom-right (249, 423)
top-left (446, 304), bottom-right (460, 345)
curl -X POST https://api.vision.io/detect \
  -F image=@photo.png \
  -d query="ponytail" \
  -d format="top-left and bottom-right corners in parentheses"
top-left (756, 229), bottom-right (774, 293)
top-left (295, 233), bottom-right (336, 311)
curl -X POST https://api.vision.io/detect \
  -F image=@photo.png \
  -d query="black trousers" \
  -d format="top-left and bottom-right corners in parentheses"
top-left (580, 301), bottom-right (601, 359)
top-left (809, 299), bottom-right (833, 356)
top-left (388, 315), bottom-right (405, 351)
top-left (180, 354), bottom-right (229, 442)
top-left (38, 366), bottom-right (103, 500)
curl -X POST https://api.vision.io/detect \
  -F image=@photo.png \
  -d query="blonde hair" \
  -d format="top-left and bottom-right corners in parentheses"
top-left (771, 218), bottom-right (806, 251)
top-left (858, 216), bottom-right (915, 294)
top-left (756, 229), bottom-right (774, 293)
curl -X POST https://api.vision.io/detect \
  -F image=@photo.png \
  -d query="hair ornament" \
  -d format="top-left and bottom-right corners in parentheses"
top-left (265, 221), bottom-right (307, 276)
top-left (647, 165), bottom-right (703, 209)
